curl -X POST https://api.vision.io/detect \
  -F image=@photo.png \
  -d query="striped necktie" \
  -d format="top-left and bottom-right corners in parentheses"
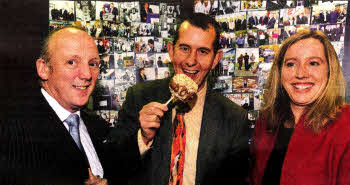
top-left (65, 114), bottom-right (84, 151)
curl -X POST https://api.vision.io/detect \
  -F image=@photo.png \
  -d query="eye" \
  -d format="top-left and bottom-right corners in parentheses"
top-left (199, 49), bottom-right (209, 55)
top-left (89, 61), bottom-right (100, 68)
top-left (179, 46), bottom-right (190, 53)
top-left (285, 62), bottom-right (294, 67)
top-left (67, 60), bottom-right (75, 65)
top-left (310, 61), bottom-right (320, 66)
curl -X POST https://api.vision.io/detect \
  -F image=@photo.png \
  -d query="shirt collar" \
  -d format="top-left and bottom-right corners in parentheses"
top-left (41, 88), bottom-right (81, 122)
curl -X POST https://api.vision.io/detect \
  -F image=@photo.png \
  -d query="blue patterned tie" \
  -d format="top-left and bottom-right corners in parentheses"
top-left (65, 114), bottom-right (84, 151)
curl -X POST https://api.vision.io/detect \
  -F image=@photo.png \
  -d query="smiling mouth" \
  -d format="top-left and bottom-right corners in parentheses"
top-left (183, 70), bottom-right (198, 75)
top-left (73, 85), bottom-right (89, 90)
top-left (292, 84), bottom-right (313, 90)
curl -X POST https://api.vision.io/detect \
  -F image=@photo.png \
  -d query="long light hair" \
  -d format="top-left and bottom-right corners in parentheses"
top-left (262, 29), bottom-right (346, 133)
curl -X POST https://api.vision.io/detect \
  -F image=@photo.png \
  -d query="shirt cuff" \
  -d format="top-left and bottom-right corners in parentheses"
top-left (137, 129), bottom-right (153, 155)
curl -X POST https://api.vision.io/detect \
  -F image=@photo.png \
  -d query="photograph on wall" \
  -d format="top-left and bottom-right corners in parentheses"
top-left (114, 81), bottom-right (135, 101)
top-left (140, 2), bottom-right (159, 23)
top-left (159, 3), bottom-right (169, 30)
top-left (107, 110), bottom-right (118, 127)
top-left (135, 36), bottom-right (155, 53)
top-left (135, 53), bottom-right (150, 68)
top-left (224, 93), bottom-right (254, 110)
top-left (49, 0), bottom-right (75, 21)
top-left (95, 1), bottom-right (118, 22)
top-left (214, 48), bottom-right (235, 77)
top-left (194, 0), bottom-right (211, 15)
top-left (318, 24), bottom-right (345, 42)
top-left (213, 76), bottom-right (233, 93)
top-left (136, 67), bottom-right (156, 83)
top-left (155, 53), bottom-right (171, 68)
top-left (75, 1), bottom-right (96, 21)
top-left (332, 41), bottom-right (345, 66)
top-left (99, 68), bottom-right (115, 81)
top-left (93, 96), bottom-right (111, 110)
top-left (269, 0), bottom-right (296, 10)
top-left (279, 7), bottom-right (311, 26)
top-left (95, 38), bottom-right (113, 54)
top-left (216, 12), bottom-right (247, 32)
top-left (107, 93), bottom-right (122, 111)
top-left (157, 67), bottom-right (171, 79)
top-left (232, 76), bottom-right (258, 93)
top-left (235, 48), bottom-right (259, 76)
top-left (100, 54), bottom-right (115, 69)
top-left (241, 0), bottom-right (266, 11)
top-left (49, 21), bottom-right (73, 32)
top-left (220, 32), bottom-right (236, 49)
top-left (202, 0), bottom-right (240, 16)
top-left (166, 24), bottom-right (177, 37)
top-left (311, 1), bottom-right (347, 24)
top-left (115, 67), bottom-right (136, 84)
top-left (114, 52), bottom-right (134, 68)
top-left (119, 2), bottom-right (140, 24)
top-left (99, 54), bottom-right (115, 80)
top-left (114, 38), bottom-right (134, 53)
top-left (147, 53), bottom-right (156, 68)
top-left (246, 10), bottom-right (279, 30)
top-left (235, 30), bottom-right (249, 48)
top-left (253, 89), bottom-right (264, 110)
top-left (97, 79), bottom-right (115, 96)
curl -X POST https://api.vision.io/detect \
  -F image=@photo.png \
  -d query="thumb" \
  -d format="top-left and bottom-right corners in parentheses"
top-left (88, 168), bottom-right (94, 180)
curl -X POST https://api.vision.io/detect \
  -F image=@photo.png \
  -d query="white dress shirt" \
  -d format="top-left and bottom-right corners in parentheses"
top-left (41, 88), bottom-right (104, 177)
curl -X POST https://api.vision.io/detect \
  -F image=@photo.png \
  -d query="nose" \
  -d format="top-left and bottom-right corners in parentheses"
top-left (295, 63), bottom-right (309, 79)
top-left (185, 50), bottom-right (198, 67)
top-left (79, 63), bottom-right (92, 81)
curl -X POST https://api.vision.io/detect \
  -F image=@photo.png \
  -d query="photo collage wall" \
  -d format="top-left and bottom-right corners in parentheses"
top-left (49, 0), bottom-right (347, 127)
top-left (195, 0), bottom-right (347, 124)
top-left (49, 0), bottom-right (181, 127)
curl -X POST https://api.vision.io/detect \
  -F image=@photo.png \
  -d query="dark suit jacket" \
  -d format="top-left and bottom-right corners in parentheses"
top-left (110, 78), bottom-right (250, 185)
top-left (1, 89), bottom-right (115, 185)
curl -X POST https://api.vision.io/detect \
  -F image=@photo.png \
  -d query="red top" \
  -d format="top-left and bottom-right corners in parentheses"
top-left (250, 105), bottom-right (350, 185)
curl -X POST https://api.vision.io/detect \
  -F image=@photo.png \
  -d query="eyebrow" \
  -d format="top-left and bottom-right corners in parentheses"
top-left (284, 56), bottom-right (325, 62)
top-left (178, 44), bottom-right (211, 52)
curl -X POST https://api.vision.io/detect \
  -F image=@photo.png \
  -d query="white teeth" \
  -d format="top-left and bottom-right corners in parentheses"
top-left (74, 86), bottom-right (88, 90)
top-left (184, 70), bottom-right (197, 74)
top-left (294, 85), bottom-right (312, 89)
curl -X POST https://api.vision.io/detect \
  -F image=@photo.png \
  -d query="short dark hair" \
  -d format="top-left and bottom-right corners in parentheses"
top-left (148, 39), bottom-right (154, 45)
top-left (173, 13), bottom-right (222, 54)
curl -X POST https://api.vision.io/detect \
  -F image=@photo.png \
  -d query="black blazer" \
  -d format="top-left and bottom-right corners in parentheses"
top-left (110, 78), bottom-right (250, 185)
top-left (1, 89), bottom-right (112, 185)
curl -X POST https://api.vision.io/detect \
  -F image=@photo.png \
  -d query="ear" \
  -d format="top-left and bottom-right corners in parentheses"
top-left (211, 49), bottom-right (223, 70)
top-left (167, 41), bottom-right (174, 62)
top-left (36, 58), bottom-right (50, 81)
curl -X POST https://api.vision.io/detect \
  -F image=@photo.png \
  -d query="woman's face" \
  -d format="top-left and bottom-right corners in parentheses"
top-left (281, 38), bottom-right (329, 107)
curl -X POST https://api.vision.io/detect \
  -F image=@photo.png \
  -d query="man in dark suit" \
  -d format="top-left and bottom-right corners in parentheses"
top-left (110, 3), bottom-right (118, 22)
top-left (1, 26), bottom-right (124, 185)
top-left (109, 13), bottom-right (249, 185)
top-left (266, 15), bottom-right (276, 29)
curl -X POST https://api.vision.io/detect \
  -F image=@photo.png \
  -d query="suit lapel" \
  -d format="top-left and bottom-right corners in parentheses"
top-left (151, 79), bottom-right (173, 185)
top-left (196, 92), bottom-right (220, 185)
top-left (37, 91), bottom-right (91, 170)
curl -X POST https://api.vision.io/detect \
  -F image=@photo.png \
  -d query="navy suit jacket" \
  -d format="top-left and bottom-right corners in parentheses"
top-left (1, 89), bottom-right (115, 185)
top-left (109, 78), bottom-right (250, 185)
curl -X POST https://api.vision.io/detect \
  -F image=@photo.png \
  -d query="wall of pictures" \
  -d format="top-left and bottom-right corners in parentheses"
top-left (195, 0), bottom-right (347, 125)
top-left (49, 0), bottom-right (182, 127)
top-left (49, 0), bottom-right (347, 127)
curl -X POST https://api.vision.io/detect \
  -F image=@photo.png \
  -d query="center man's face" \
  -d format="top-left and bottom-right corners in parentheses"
top-left (38, 29), bottom-right (100, 112)
top-left (168, 22), bottom-right (222, 90)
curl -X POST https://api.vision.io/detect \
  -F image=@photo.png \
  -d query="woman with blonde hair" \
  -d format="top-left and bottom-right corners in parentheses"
top-left (250, 29), bottom-right (350, 185)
